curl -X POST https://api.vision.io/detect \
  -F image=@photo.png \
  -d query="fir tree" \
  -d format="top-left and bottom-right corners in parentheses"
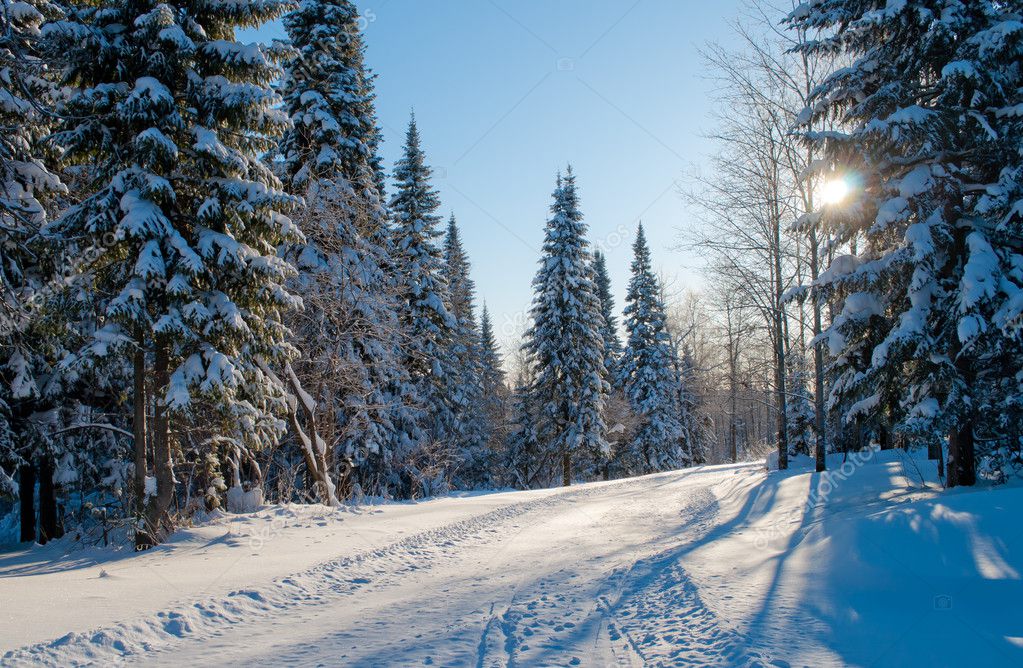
top-left (506, 373), bottom-right (540, 488)
top-left (523, 167), bottom-right (608, 486)
top-left (675, 346), bottom-right (710, 465)
top-left (44, 0), bottom-right (300, 542)
top-left (593, 249), bottom-right (623, 376)
top-left (790, 0), bottom-right (1023, 486)
top-left (593, 248), bottom-right (633, 480)
top-left (479, 305), bottom-right (507, 415)
top-left (617, 224), bottom-right (685, 473)
top-left (277, 0), bottom-right (416, 502)
top-left (785, 356), bottom-right (815, 458)
top-left (442, 214), bottom-right (488, 487)
top-left (0, 0), bottom-right (73, 539)
top-left (389, 114), bottom-right (460, 490)
top-left (479, 304), bottom-right (509, 479)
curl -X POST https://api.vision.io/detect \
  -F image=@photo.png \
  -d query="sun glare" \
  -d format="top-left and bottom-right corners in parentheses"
top-left (821, 177), bottom-right (851, 206)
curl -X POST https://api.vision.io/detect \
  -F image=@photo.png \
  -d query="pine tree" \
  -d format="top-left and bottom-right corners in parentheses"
top-left (618, 224), bottom-right (685, 473)
top-left (389, 115), bottom-right (460, 492)
top-left (675, 346), bottom-right (710, 465)
top-left (506, 374), bottom-right (540, 488)
top-left (479, 304), bottom-right (509, 479)
top-left (442, 214), bottom-right (489, 487)
top-left (790, 0), bottom-right (1023, 486)
top-left (44, 0), bottom-right (300, 542)
top-left (0, 0), bottom-right (70, 538)
top-left (523, 167), bottom-right (608, 486)
top-left (479, 305), bottom-right (508, 417)
top-left (592, 248), bottom-right (633, 480)
top-left (593, 250), bottom-right (624, 375)
top-left (786, 356), bottom-right (816, 459)
top-left (277, 0), bottom-right (416, 502)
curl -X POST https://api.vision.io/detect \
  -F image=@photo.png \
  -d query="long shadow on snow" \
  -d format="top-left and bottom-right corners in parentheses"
top-left (525, 467), bottom-right (789, 666)
top-left (795, 459), bottom-right (1023, 667)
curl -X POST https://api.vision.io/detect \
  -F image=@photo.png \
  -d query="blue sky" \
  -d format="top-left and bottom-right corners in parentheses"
top-left (244, 0), bottom-right (743, 352)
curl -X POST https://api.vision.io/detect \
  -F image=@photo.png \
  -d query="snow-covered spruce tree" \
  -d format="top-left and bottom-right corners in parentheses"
top-left (789, 1), bottom-right (1023, 486)
top-left (43, 0), bottom-right (300, 542)
top-left (478, 304), bottom-right (509, 478)
top-left (0, 0), bottom-right (64, 324)
top-left (675, 345), bottom-right (710, 465)
top-left (523, 168), bottom-right (608, 486)
top-left (506, 372), bottom-right (541, 488)
top-left (277, 0), bottom-right (418, 503)
top-left (592, 248), bottom-right (633, 480)
top-left (593, 250), bottom-right (624, 375)
top-left (442, 214), bottom-right (490, 487)
top-left (786, 356), bottom-right (815, 458)
top-left (389, 115), bottom-right (461, 494)
top-left (617, 224), bottom-right (685, 473)
top-left (0, 0), bottom-right (70, 539)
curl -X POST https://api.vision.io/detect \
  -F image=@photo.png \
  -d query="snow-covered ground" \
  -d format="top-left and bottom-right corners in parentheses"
top-left (2, 449), bottom-right (1021, 667)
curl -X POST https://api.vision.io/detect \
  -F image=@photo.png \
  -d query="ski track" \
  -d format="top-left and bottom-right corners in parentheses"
top-left (4, 467), bottom-right (778, 667)
top-left (466, 484), bottom-right (777, 668)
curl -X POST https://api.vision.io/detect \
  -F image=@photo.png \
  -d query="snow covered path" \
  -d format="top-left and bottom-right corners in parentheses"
top-left (3, 452), bottom-right (1022, 666)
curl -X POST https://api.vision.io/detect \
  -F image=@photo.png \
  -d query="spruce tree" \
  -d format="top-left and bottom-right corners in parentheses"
top-left (0, 0), bottom-right (68, 533)
top-left (442, 214), bottom-right (489, 487)
top-left (506, 374), bottom-right (540, 488)
top-left (479, 305), bottom-right (507, 418)
top-left (593, 248), bottom-right (632, 480)
top-left (593, 250), bottom-right (624, 375)
top-left (789, 0), bottom-right (1023, 486)
top-left (523, 168), bottom-right (608, 486)
top-left (389, 115), bottom-right (460, 490)
top-left (44, 0), bottom-right (300, 541)
top-left (675, 346), bottom-right (709, 465)
top-left (278, 0), bottom-right (416, 501)
top-left (786, 357), bottom-right (815, 458)
top-left (479, 304), bottom-right (509, 479)
top-left (618, 224), bottom-right (685, 473)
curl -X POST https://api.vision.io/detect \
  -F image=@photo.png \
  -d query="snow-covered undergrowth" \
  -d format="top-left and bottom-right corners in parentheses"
top-left (2, 450), bottom-right (1020, 666)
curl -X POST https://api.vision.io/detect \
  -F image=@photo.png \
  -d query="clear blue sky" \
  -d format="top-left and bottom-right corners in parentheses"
top-left (244, 0), bottom-right (743, 354)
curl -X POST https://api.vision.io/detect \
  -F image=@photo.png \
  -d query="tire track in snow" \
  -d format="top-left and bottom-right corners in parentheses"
top-left (598, 486), bottom-right (775, 667)
top-left (3, 477), bottom-right (662, 667)
top-left (469, 477), bottom-right (725, 667)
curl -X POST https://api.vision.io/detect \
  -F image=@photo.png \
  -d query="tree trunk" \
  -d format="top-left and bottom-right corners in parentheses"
top-left (772, 200), bottom-right (789, 471)
top-left (18, 462), bottom-right (36, 543)
top-left (944, 221), bottom-right (976, 488)
top-left (879, 423), bottom-right (892, 450)
top-left (284, 362), bottom-right (337, 506)
top-left (947, 421), bottom-right (976, 488)
top-left (774, 328), bottom-right (789, 471)
top-left (133, 342), bottom-right (148, 515)
top-left (38, 456), bottom-right (61, 544)
top-left (141, 343), bottom-right (174, 547)
top-left (810, 228), bottom-right (827, 473)
top-left (562, 451), bottom-right (571, 487)
top-left (729, 349), bottom-right (739, 463)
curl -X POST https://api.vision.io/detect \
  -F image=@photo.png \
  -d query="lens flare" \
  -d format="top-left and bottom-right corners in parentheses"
top-left (821, 177), bottom-right (851, 205)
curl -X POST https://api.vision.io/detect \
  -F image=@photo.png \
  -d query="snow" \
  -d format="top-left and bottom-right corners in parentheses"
top-left (818, 253), bottom-right (859, 284)
top-left (2, 450), bottom-right (1021, 666)
top-left (226, 486), bottom-right (264, 514)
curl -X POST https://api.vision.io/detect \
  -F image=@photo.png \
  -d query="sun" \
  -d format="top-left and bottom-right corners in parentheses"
top-left (821, 177), bottom-right (851, 205)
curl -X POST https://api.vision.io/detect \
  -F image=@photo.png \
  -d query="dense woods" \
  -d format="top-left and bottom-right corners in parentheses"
top-left (1, 0), bottom-right (1021, 550)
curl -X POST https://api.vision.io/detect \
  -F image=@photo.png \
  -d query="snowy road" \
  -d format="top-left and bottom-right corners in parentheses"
top-left (144, 473), bottom-right (758, 667)
top-left (4, 452), bottom-right (1022, 666)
